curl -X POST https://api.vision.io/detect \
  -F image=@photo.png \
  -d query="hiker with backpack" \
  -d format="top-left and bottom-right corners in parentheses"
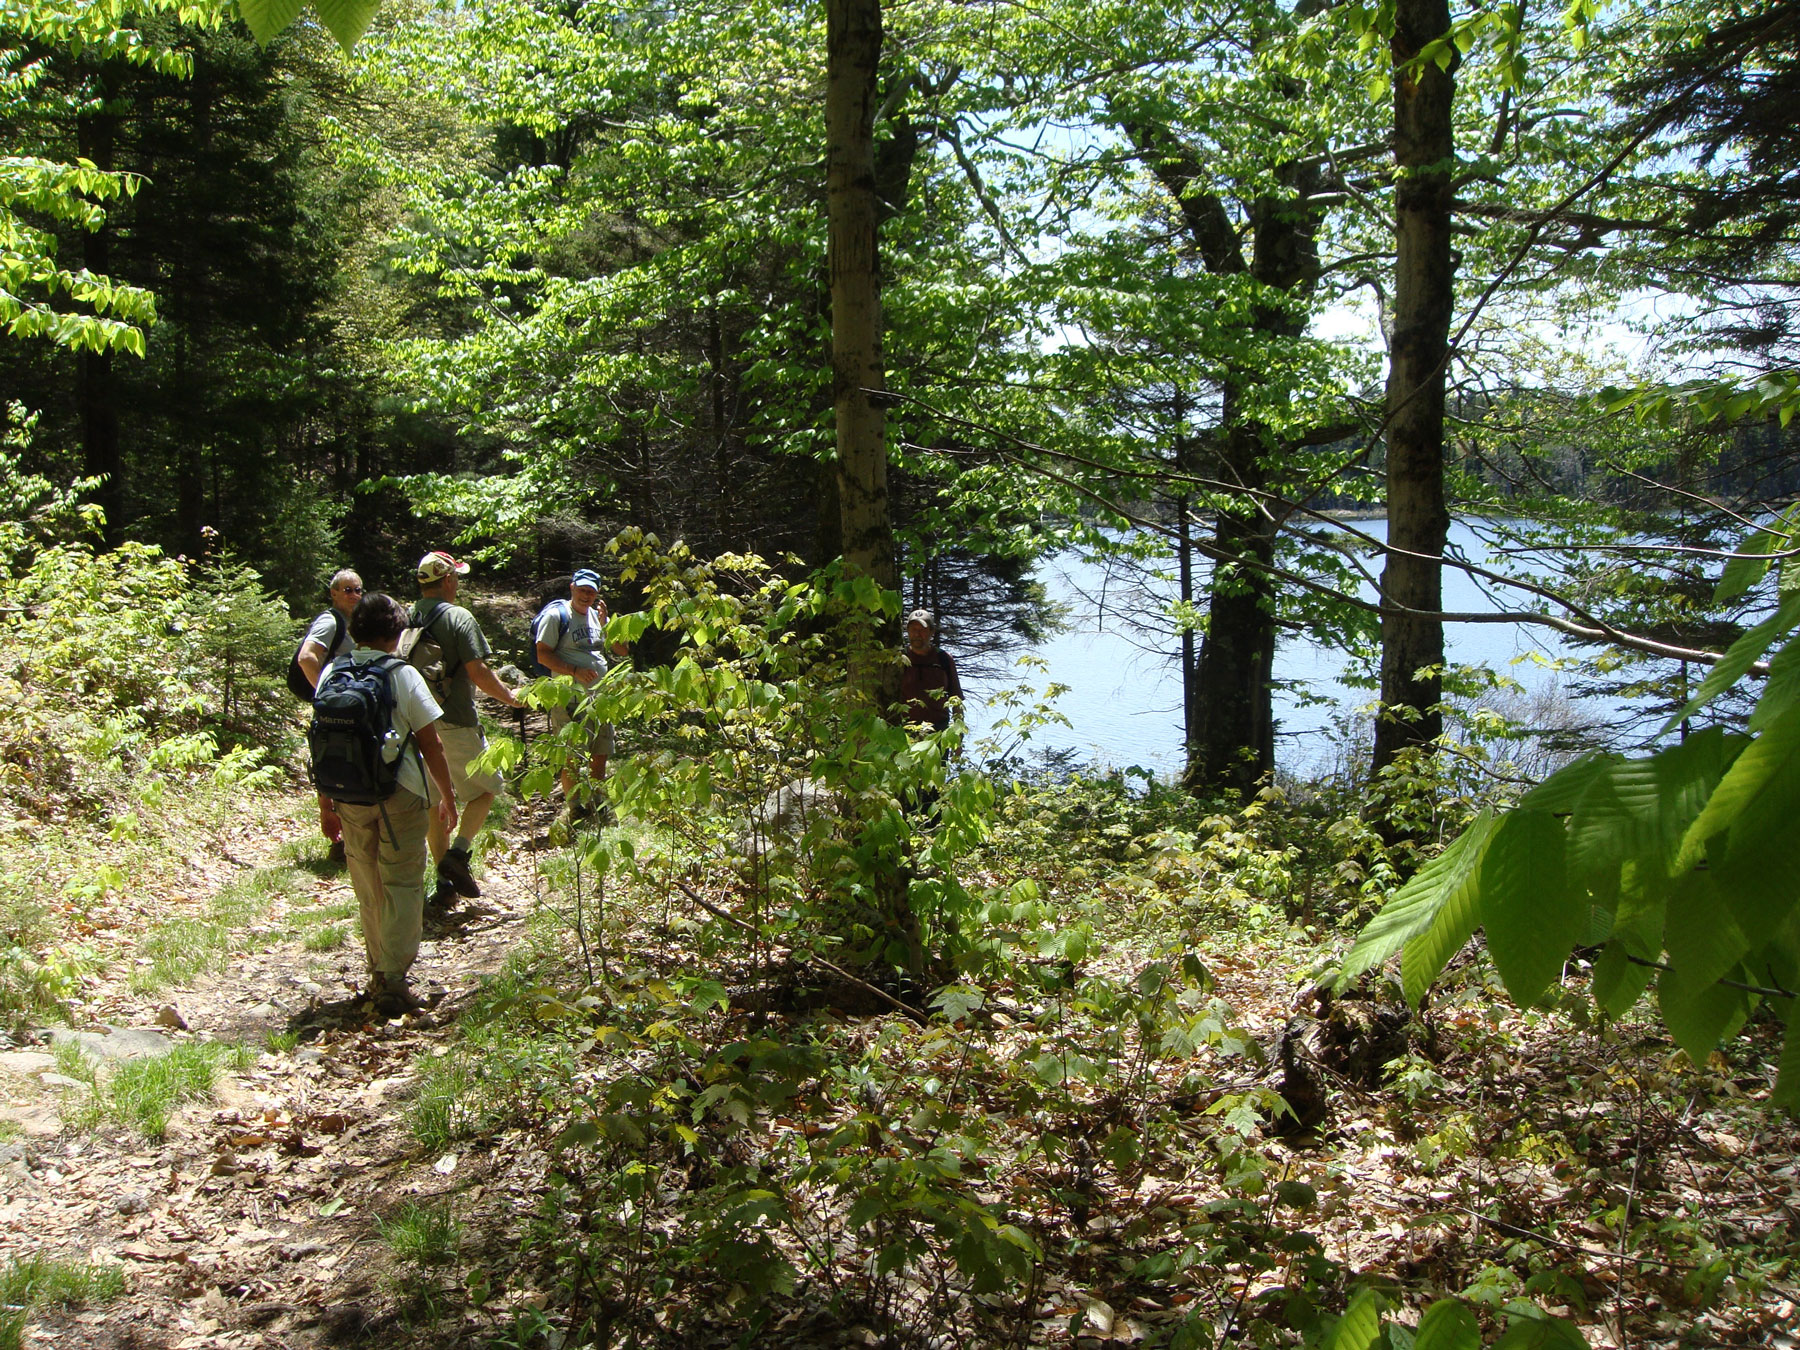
top-left (288, 569), bottom-right (363, 867)
top-left (532, 568), bottom-right (628, 815)
top-left (895, 608), bottom-right (962, 820)
top-left (898, 608), bottom-right (963, 732)
top-left (410, 550), bottom-right (523, 908)
top-left (312, 592), bottom-right (458, 1018)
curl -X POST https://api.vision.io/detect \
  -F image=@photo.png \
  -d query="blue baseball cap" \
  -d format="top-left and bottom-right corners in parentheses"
top-left (571, 569), bottom-right (601, 589)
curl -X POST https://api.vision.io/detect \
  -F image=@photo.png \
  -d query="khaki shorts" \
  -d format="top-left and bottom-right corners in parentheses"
top-left (550, 698), bottom-right (614, 758)
top-left (438, 722), bottom-right (505, 801)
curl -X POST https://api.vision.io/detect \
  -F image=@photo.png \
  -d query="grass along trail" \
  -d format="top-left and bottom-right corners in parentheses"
top-left (0, 784), bottom-right (551, 1350)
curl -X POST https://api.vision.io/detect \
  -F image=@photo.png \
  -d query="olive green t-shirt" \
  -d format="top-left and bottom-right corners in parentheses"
top-left (408, 598), bottom-right (492, 728)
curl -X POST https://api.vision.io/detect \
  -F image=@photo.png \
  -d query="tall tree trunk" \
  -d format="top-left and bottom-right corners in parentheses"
top-left (1147, 162), bottom-right (1319, 798)
top-left (708, 301), bottom-right (732, 549)
top-left (174, 71), bottom-right (211, 554)
top-left (1121, 110), bottom-right (1324, 796)
top-left (826, 0), bottom-right (923, 982)
top-left (1176, 487), bottom-right (1199, 759)
top-left (1371, 0), bottom-right (1459, 776)
top-left (826, 0), bottom-right (894, 601)
top-left (1186, 424), bottom-right (1278, 796)
top-left (77, 83), bottom-right (122, 540)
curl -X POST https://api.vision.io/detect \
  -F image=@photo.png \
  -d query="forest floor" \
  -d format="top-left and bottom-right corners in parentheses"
top-left (4, 779), bottom-right (1800, 1349)
top-left (0, 787), bottom-right (557, 1350)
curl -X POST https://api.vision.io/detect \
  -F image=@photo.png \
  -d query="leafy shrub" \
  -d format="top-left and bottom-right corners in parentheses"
top-left (0, 942), bottom-right (93, 1034)
top-left (511, 532), bottom-right (996, 982)
top-left (0, 538), bottom-right (293, 818)
top-left (0, 428), bottom-right (303, 1028)
top-left (179, 547), bottom-right (297, 751)
top-left (0, 423), bottom-right (297, 826)
top-left (1343, 506), bottom-right (1800, 1107)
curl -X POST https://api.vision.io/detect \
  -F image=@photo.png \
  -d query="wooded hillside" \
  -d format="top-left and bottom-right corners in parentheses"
top-left (2, 0), bottom-right (1799, 1346)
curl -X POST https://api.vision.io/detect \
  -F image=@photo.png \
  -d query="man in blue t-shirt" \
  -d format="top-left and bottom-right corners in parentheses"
top-left (535, 568), bottom-right (628, 813)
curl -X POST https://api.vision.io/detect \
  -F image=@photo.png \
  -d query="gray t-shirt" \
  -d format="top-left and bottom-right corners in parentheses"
top-left (304, 609), bottom-right (353, 663)
top-left (407, 599), bottom-right (492, 728)
top-left (533, 600), bottom-right (608, 677)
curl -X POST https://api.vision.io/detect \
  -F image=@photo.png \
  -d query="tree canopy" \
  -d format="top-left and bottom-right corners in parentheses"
top-left (2, 0), bottom-right (1798, 1108)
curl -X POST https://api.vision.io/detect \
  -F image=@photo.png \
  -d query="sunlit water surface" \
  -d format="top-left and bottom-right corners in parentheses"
top-left (961, 518), bottom-right (1633, 778)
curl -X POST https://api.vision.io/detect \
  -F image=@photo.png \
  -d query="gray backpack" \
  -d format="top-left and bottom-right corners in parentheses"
top-left (396, 601), bottom-right (458, 704)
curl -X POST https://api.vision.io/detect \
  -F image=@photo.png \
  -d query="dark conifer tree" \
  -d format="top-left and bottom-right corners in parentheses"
top-left (0, 23), bottom-right (378, 601)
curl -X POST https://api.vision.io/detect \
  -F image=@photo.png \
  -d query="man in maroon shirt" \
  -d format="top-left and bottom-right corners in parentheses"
top-left (898, 608), bottom-right (962, 731)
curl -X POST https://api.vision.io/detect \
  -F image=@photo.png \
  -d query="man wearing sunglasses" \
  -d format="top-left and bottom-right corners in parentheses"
top-left (297, 569), bottom-right (364, 866)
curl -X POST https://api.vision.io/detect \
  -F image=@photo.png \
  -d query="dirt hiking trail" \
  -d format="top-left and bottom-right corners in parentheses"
top-left (0, 792), bottom-right (564, 1350)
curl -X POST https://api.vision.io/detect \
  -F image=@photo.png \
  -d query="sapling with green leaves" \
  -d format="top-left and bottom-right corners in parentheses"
top-left (504, 531), bottom-right (994, 985)
top-left (1343, 504), bottom-right (1800, 1105)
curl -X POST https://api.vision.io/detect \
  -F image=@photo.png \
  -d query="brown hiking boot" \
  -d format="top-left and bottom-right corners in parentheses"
top-left (436, 847), bottom-right (480, 899)
top-left (370, 973), bottom-right (422, 1018)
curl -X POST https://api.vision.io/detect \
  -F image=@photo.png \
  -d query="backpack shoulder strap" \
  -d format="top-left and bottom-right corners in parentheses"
top-left (368, 655), bottom-right (421, 768)
top-left (536, 598), bottom-right (572, 644)
top-left (408, 601), bottom-right (463, 677)
top-left (314, 652), bottom-right (348, 690)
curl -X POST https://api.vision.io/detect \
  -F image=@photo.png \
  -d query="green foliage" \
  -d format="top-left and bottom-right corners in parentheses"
top-left (324, 0), bottom-right (837, 553)
top-left (377, 1200), bottom-right (464, 1268)
top-left (1346, 516), bottom-right (1800, 1106)
top-left (0, 938), bottom-right (92, 1032)
top-left (0, 0), bottom-right (230, 355)
top-left (1601, 371), bottom-right (1800, 432)
top-left (0, 509), bottom-right (291, 822)
top-left (338, 718), bottom-right (1672, 1344)
top-left (300, 922), bottom-right (345, 952)
top-left (240, 0), bottom-right (378, 50)
top-left (0, 444), bottom-right (308, 1027)
top-left (0, 1251), bottom-right (127, 1340)
top-left (0, 405), bottom-right (103, 568)
top-left (179, 548), bottom-right (297, 750)
top-left (523, 533), bottom-right (992, 981)
top-left (409, 988), bottom-right (579, 1153)
top-left (128, 857), bottom-right (307, 993)
top-left (62, 1039), bottom-right (249, 1139)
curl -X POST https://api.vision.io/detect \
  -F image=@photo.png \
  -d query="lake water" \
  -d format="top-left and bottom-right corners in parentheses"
top-left (962, 518), bottom-right (1615, 777)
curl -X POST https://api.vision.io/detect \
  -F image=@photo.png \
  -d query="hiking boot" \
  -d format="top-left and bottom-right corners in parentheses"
top-left (325, 839), bottom-right (347, 869)
top-left (437, 847), bottom-right (480, 899)
top-left (360, 972), bottom-right (389, 1012)
top-left (427, 878), bottom-right (459, 911)
top-left (372, 974), bottom-right (422, 1018)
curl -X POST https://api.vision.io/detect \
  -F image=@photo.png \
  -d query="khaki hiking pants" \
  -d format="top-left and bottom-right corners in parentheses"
top-left (338, 789), bottom-right (430, 983)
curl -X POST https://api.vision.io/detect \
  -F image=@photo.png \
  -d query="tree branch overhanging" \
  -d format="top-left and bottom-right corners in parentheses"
top-left (885, 390), bottom-right (1777, 676)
